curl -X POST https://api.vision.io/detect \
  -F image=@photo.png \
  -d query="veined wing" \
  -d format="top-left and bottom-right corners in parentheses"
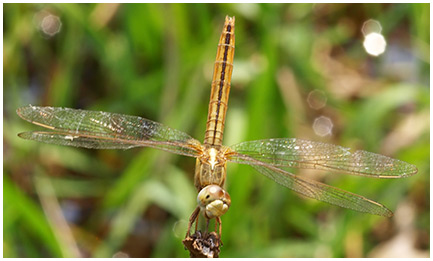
top-left (17, 105), bottom-right (202, 157)
top-left (249, 162), bottom-right (393, 217)
top-left (228, 138), bottom-right (417, 178)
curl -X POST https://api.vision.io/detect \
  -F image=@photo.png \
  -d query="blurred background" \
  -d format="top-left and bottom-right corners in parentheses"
top-left (3, 3), bottom-right (429, 258)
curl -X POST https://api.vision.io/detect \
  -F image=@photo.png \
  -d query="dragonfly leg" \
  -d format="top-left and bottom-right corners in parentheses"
top-left (216, 217), bottom-right (222, 238)
top-left (205, 218), bottom-right (210, 235)
top-left (186, 207), bottom-right (200, 237)
top-left (215, 218), bottom-right (218, 233)
top-left (195, 215), bottom-right (199, 233)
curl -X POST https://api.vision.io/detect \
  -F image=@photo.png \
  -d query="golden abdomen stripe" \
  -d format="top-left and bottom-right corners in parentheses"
top-left (203, 16), bottom-right (235, 146)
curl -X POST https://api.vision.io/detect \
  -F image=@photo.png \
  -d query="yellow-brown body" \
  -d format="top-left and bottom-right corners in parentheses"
top-left (193, 16), bottom-right (235, 193)
top-left (187, 16), bottom-right (235, 237)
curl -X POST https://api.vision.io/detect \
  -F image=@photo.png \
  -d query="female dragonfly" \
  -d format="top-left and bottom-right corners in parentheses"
top-left (17, 16), bottom-right (417, 240)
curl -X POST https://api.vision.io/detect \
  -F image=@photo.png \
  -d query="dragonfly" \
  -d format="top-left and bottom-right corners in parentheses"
top-left (17, 16), bottom-right (417, 243)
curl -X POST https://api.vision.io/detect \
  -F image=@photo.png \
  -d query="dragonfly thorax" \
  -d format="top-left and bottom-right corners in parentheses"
top-left (194, 146), bottom-right (228, 191)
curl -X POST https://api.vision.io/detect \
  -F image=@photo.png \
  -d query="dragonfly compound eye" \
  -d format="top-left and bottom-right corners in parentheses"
top-left (197, 185), bottom-right (231, 219)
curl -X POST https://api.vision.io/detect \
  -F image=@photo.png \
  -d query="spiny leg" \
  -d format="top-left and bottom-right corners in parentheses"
top-left (186, 207), bottom-right (200, 237)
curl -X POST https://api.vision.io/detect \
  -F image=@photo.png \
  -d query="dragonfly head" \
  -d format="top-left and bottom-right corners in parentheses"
top-left (197, 185), bottom-right (231, 219)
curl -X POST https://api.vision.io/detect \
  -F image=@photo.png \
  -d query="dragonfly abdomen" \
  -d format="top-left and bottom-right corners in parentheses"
top-left (204, 16), bottom-right (235, 146)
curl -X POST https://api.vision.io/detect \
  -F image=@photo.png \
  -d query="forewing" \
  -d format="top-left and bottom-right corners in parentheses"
top-left (17, 105), bottom-right (202, 157)
top-left (229, 138), bottom-right (417, 178)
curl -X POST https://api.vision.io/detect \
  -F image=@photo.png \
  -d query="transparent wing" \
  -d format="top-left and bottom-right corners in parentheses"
top-left (228, 138), bottom-right (417, 178)
top-left (17, 105), bottom-right (202, 157)
top-left (247, 161), bottom-right (393, 217)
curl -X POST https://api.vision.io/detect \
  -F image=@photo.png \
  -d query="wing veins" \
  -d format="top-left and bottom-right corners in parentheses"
top-left (231, 153), bottom-right (393, 217)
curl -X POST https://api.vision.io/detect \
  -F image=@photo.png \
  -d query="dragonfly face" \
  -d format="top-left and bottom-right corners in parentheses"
top-left (16, 15), bottom-right (418, 256)
top-left (197, 185), bottom-right (231, 220)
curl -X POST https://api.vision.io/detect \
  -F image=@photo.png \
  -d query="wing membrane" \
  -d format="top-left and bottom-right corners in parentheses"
top-left (17, 105), bottom-right (202, 157)
top-left (248, 161), bottom-right (393, 217)
top-left (229, 138), bottom-right (417, 178)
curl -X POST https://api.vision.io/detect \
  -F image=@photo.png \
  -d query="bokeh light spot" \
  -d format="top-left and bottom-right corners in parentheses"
top-left (41, 14), bottom-right (62, 36)
top-left (363, 32), bottom-right (387, 56)
top-left (361, 19), bottom-right (382, 36)
top-left (307, 90), bottom-right (327, 110)
top-left (34, 10), bottom-right (62, 38)
top-left (313, 116), bottom-right (333, 137)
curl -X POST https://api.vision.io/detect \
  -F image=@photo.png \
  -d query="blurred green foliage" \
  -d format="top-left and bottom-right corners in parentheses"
top-left (4, 3), bottom-right (429, 258)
